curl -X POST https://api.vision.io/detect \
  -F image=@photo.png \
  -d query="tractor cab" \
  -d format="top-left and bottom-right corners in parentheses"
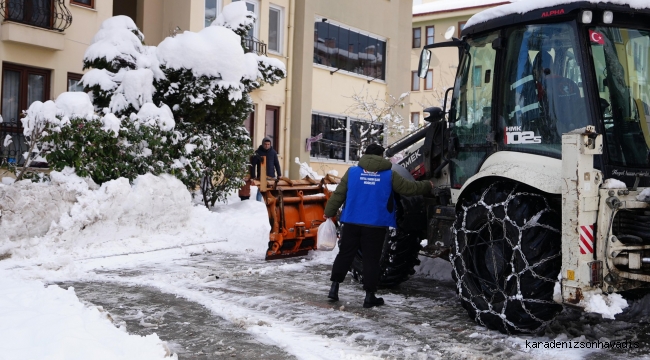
top-left (418, 1), bottom-right (650, 191)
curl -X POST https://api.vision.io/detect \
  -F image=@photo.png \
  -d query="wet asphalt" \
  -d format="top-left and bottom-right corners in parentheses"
top-left (55, 252), bottom-right (650, 359)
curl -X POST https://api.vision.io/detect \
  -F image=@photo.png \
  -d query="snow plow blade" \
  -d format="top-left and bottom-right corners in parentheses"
top-left (253, 163), bottom-right (339, 260)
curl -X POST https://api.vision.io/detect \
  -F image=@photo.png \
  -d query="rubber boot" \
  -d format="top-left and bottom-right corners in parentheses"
top-left (363, 292), bottom-right (384, 308)
top-left (328, 281), bottom-right (339, 302)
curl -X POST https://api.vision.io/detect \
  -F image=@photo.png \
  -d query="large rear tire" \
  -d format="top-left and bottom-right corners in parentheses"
top-left (452, 181), bottom-right (563, 334)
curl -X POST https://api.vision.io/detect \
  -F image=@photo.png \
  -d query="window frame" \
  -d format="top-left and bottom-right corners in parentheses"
top-left (67, 72), bottom-right (84, 92)
top-left (265, 105), bottom-right (280, 151)
top-left (458, 21), bottom-right (467, 38)
top-left (268, 4), bottom-right (283, 55)
top-left (424, 69), bottom-right (433, 90)
top-left (309, 111), bottom-right (385, 163)
top-left (71, 0), bottom-right (94, 8)
top-left (1, 62), bottom-right (51, 128)
top-left (426, 25), bottom-right (435, 46)
top-left (204, 0), bottom-right (223, 27)
top-left (1, 62), bottom-right (51, 165)
top-left (412, 27), bottom-right (421, 48)
top-left (313, 17), bottom-right (387, 82)
top-left (410, 112), bottom-right (420, 128)
top-left (411, 71), bottom-right (420, 91)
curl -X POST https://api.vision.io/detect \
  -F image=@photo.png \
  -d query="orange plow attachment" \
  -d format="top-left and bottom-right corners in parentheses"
top-left (253, 167), bottom-right (340, 260)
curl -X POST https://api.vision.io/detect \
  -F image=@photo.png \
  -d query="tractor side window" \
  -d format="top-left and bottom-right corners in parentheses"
top-left (498, 22), bottom-right (590, 157)
top-left (449, 32), bottom-right (498, 188)
top-left (590, 27), bottom-right (650, 168)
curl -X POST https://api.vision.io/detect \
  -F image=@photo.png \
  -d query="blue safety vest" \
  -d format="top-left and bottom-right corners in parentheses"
top-left (339, 166), bottom-right (396, 227)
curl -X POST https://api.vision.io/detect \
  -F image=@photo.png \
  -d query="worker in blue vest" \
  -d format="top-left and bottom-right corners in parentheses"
top-left (323, 143), bottom-right (434, 308)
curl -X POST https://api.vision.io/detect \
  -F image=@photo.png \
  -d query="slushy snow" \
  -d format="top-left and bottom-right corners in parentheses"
top-left (0, 277), bottom-right (175, 359)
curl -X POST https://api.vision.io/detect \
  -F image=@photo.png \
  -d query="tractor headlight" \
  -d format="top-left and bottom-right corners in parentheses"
top-left (603, 11), bottom-right (614, 24)
top-left (581, 10), bottom-right (593, 24)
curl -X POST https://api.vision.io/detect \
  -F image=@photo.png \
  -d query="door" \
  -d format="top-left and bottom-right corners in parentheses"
top-left (265, 105), bottom-right (280, 151)
top-left (1, 63), bottom-right (50, 165)
top-left (448, 32), bottom-right (498, 188)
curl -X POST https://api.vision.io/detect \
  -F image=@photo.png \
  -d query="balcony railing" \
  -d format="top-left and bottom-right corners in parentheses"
top-left (0, 0), bottom-right (72, 32)
top-left (243, 36), bottom-right (267, 56)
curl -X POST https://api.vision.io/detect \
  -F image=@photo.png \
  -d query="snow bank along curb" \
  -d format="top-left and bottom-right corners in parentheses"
top-left (0, 180), bottom-right (77, 242)
top-left (0, 277), bottom-right (175, 359)
top-left (0, 171), bottom-right (271, 262)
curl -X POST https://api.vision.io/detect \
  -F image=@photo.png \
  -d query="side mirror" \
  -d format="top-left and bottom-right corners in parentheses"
top-left (423, 106), bottom-right (444, 122)
top-left (418, 49), bottom-right (431, 78)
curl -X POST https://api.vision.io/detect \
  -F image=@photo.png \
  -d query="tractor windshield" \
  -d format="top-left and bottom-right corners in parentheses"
top-left (589, 27), bottom-right (650, 168)
top-left (499, 22), bottom-right (591, 157)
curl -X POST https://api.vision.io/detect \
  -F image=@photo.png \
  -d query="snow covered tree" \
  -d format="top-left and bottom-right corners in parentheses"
top-left (40, 2), bottom-right (286, 207)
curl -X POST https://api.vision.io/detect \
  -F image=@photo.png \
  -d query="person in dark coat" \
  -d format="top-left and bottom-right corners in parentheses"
top-left (252, 137), bottom-right (282, 202)
top-left (323, 143), bottom-right (433, 308)
top-left (252, 137), bottom-right (282, 180)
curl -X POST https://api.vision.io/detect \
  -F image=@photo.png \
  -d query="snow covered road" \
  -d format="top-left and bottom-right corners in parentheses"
top-left (48, 249), bottom-right (650, 359)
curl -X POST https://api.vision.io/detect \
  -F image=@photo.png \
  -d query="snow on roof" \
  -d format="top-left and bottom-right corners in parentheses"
top-left (413, 0), bottom-right (509, 16)
top-left (466, 0), bottom-right (650, 29)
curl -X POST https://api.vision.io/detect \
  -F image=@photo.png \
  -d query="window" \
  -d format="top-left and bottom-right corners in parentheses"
top-left (71, 0), bottom-right (93, 8)
top-left (411, 112), bottom-right (420, 129)
top-left (449, 33), bottom-right (497, 188)
top-left (458, 21), bottom-right (467, 38)
top-left (498, 23), bottom-right (589, 158)
top-left (1, 63), bottom-right (50, 165)
top-left (313, 19), bottom-right (386, 81)
top-left (265, 105), bottom-right (280, 150)
top-left (426, 26), bottom-right (435, 45)
top-left (424, 69), bottom-right (433, 90)
top-left (67, 73), bottom-right (84, 92)
top-left (411, 71), bottom-right (420, 91)
top-left (412, 27), bottom-right (421, 48)
top-left (268, 5), bottom-right (283, 54)
top-left (310, 113), bottom-right (384, 162)
top-left (205, 0), bottom-right (222, 27)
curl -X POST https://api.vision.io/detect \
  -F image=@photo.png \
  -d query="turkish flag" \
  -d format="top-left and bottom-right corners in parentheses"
top-left (590, 30), bottom-right (605, 45)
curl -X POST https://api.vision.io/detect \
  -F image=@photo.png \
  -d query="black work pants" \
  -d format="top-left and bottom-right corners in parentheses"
top-left (330, 223), bottom-right (387, 293)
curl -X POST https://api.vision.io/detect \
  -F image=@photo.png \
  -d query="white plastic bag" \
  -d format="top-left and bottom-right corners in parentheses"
top-left (317, 218), bottom-right (337, 251)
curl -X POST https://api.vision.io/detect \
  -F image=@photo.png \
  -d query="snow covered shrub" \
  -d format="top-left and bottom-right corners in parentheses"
top-left (39, 2), bottom-right (285, 207)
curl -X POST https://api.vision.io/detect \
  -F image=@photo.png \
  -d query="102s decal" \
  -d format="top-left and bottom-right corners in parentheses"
top-left (504, 126), bottom-right (542, 144)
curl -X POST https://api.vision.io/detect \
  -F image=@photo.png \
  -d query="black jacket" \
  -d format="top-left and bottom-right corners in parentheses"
top-left (252, 145), bottom-right (282, 178)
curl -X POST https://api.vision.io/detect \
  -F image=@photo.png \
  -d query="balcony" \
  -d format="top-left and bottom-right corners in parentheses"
top-left (0, 0), bottom-right (72, 32)
top-left (243, 36), bottom-right (266, 56)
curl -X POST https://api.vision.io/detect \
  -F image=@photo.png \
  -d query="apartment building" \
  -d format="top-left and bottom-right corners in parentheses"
top-left (0, 0), bottom-right (112, 166)
top-left (409, 0), bottom-right (508, 128)
top-left (0, 0), bottom-right (412, 179)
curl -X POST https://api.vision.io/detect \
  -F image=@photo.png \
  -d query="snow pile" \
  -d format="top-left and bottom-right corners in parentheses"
top-left (213, 1), bottom-right (255, 32)
top-left (582, 290), bottom-right (628, 319)
top-left (414, 256), bottom-right (453, 281)
top-left (602, 178), bottom-right (627, 189)
top-left (466, 0), bottom-right (650, 29)
top-left (157, 26), bottom-right (256, 85)
top-left (85, 16), bottom-right (145, 66)
top-left (0, 277), bottom-right (175, 359)
top-left (109, 68), bottom-right (155, 113)
top-left (636, 188), bottom-right (650, 201)
top-left (54, 92), bottom-right (95, 120)
top-left (135, 103), bottom-right (175, 131)
top-left (3, 172), bottom-right (271, 262)
top-left (0, 179), bottom-right (78, 242)
top-left (295, 157), bottom-right (321, 180)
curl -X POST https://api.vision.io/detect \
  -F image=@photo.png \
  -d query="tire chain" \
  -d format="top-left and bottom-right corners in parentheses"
top-left (450, 183), bottom-right (561, 334)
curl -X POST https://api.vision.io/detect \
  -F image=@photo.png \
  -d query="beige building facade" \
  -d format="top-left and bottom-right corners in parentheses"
top-left (409, 0), bottom-right (508, 128)
top-left (121, 0), bottom-right (413, 178)
top-left (0, 0), bottom-right (413, 179)
top-left (0, 0), bottom-right (113, 165)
